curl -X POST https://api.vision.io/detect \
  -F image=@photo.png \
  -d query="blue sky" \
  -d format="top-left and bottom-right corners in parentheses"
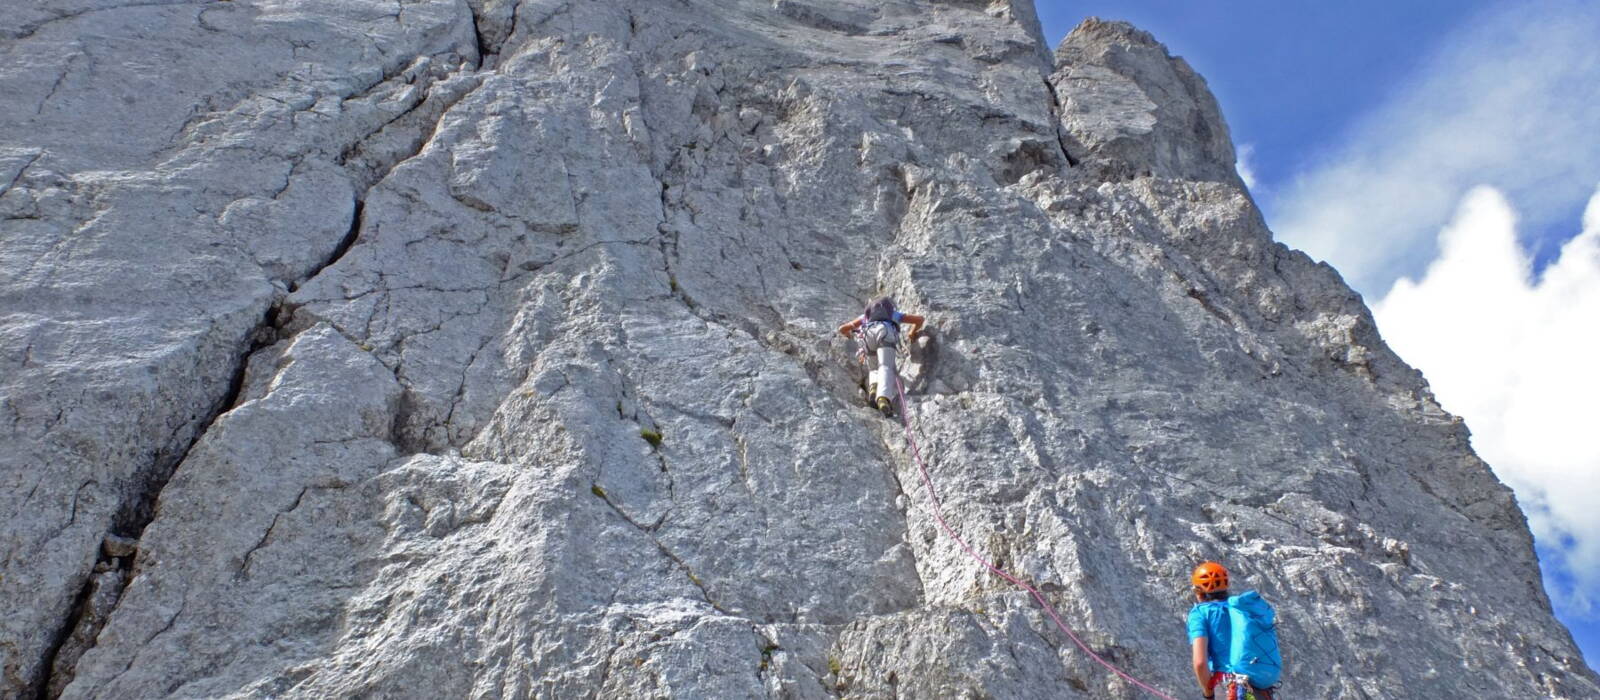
top-left (1043, 1), bottom-right (1487, 193)
top-left (1035, 0), bottom-right (1600, 672)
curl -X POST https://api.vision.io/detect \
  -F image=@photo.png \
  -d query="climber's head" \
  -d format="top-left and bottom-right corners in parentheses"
top-left (863, 296), bottom-right (897, 322)
top-left (1191, 561), bottom-right (1229, 601)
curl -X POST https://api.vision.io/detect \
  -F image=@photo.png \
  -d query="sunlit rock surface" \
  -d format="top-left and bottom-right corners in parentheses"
top-left (2, 2), bottom-right (1594, 698)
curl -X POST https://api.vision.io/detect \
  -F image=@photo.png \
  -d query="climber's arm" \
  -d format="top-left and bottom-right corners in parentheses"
top-left (1192, 638), bottom-right (1213, 697)
top-left (836, 318), bottom-right (862, 337)
top-left (900, 314), bottom-right (925, 339)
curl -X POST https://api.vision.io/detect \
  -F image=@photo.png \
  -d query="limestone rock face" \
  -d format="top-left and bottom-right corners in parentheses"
top-left (1, 3), bottom-right (1594, 699)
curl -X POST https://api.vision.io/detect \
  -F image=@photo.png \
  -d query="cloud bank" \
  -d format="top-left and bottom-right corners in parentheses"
top-left (1374, 185), bottom-right (1600, 620)
top-left (1272, 1), bottom-right (1600, 293)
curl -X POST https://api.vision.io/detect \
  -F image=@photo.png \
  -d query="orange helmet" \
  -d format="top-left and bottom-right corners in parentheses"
top-left (1191, 561), bottom-right (1229, 593)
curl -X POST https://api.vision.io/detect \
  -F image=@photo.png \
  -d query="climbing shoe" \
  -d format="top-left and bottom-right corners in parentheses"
top-left (876, 396), bottom-right (893, 415)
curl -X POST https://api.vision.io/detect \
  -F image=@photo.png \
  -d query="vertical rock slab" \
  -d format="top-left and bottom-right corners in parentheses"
top-left (0, 0), bottom-right (477, 694)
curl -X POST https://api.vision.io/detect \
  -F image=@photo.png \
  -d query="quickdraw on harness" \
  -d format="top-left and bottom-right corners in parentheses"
top-left (890, 376), bottom-right (1179, 700)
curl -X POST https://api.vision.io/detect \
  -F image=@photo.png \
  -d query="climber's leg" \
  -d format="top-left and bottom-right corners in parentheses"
top-left (875, 346), bottom-right (897, 412)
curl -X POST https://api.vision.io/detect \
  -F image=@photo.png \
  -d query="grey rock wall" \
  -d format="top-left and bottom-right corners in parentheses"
top-left (1, 1), bottom-right (1594, 698)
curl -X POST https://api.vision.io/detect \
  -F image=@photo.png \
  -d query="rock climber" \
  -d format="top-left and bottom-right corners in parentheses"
top-left (836, 296), bottom-right (924, 415)
top-left (1188, 561), bottom-right (1282, 700)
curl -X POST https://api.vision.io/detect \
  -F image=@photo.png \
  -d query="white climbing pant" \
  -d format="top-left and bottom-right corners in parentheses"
top-left (873, 346), bottom-right (898, 404)
top-left (862, 321), bottom-right (900, 404)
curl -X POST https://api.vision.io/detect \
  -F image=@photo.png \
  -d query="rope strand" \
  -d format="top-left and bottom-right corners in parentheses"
top-left (893, 377), bottom-right (1178, 700)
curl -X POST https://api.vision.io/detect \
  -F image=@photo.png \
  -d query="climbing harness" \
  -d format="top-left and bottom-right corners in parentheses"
top-left (891, 377), bottom-right (1179, 700)
top-left (1217, 672), bottom-right (1274, 700)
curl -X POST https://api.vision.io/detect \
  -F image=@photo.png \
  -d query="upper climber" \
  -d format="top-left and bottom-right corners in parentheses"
top-left (836, 297), bottom-right (924, 415)
top-left (1187, 561), bottom-right (1283, 700)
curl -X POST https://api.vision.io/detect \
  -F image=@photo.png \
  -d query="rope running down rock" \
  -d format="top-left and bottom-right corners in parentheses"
top-left (893, 377), bottom-right (1179, 700)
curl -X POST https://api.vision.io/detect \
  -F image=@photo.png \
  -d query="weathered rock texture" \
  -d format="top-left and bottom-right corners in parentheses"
top-left (1, 2), bottom-right (1594, 698)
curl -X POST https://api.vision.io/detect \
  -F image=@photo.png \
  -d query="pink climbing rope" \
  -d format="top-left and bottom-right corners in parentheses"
top-left (892, 378), bottom-right (1179, 700)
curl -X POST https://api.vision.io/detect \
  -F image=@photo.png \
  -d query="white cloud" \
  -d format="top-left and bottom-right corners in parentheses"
top-left (1373, 184), bottom-right (1600, 618)
top-left (1235, 143), bottom-right (1258, 192)
top-left (1273, 1), bottom-right (1600, 293)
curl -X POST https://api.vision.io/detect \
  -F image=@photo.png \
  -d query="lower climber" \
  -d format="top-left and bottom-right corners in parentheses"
top-left (1188, 561), bottom-right (1283, 700)
top-left (836, 296), bottom-right (924, 415)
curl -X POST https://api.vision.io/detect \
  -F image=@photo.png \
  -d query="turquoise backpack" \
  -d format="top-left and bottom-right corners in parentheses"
top-left (1226, 591), bottom-right (1282, 688)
